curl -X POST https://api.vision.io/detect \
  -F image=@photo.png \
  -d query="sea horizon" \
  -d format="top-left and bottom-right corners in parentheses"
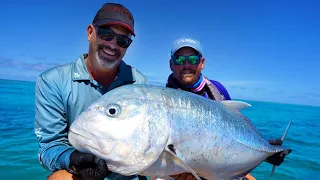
top-left (1, 77), bottom-right (319, 108)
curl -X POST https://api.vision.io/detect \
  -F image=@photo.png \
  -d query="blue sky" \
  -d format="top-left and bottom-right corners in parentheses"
top-left (0, 0), bottom-right (319, 106)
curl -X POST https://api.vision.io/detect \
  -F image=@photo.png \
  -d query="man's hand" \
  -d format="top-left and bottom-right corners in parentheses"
top-left (171, 173), bottom-right (198, 180)
top-left (265, 139), bottom-right (292, 166)
top-left (69, 150), bottom-right (111, 180)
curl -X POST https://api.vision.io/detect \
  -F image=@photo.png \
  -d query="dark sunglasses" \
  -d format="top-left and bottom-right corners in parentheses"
top-left (172, 54), bottom-right (202, 65)
top-left (95, 25), bottom-right (133, 48)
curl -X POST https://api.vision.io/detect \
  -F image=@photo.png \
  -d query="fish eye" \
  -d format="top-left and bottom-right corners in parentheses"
top-left (109, 108), bottom-right (116, 115)
top-left (106, 104), bottom-right (121, 117)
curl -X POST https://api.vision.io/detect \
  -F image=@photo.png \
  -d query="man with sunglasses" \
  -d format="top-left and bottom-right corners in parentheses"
top-left (166, 38), bottom-right (291, 180)
top-left (166, 37), bottom-right (231, 101)
top-left (34, 3), bottom-right (148, 180)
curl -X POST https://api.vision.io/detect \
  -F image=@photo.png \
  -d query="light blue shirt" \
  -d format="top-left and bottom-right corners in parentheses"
top-left (34, 54), bottom-right (148, 179)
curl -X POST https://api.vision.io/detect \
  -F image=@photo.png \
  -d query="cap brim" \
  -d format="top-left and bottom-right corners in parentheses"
top-left (171, 45), bottom-right (201, 56)
top-left (94, 20), bottom-right (135, 36)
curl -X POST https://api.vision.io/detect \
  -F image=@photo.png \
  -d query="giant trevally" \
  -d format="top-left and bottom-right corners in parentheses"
top-left (68, 84), bottom-right (291, 180)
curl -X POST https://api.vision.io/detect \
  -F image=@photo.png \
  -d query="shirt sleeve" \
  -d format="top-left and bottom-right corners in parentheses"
top-left (211, 80), bottom-right (232, 100)
top-left (34, 72), bottom-right (75, 172)
top-left (132, 68), bottom-right (149, 85)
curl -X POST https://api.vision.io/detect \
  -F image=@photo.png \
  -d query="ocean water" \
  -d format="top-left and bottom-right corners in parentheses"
top-left (0, 79), bottom-right (319, 180)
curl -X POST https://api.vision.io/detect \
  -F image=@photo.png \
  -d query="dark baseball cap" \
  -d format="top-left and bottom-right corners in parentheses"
top-left (92, 3), bottom-right (135, 36)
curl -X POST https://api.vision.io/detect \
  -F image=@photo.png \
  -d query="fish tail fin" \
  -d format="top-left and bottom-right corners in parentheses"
top-left (270, 119), bottom-right (292, 177)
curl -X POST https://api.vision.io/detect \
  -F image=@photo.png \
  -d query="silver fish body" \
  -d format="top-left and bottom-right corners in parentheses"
top-left (68, 84), bottom-right (285, 180)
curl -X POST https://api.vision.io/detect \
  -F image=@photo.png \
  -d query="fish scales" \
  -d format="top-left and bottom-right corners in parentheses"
top-left (68, 84), bottom-right (286, 180)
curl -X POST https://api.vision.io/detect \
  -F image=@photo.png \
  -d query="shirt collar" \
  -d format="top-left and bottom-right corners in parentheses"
top-left (71, 54), bottom-right (91, 81)
top-left (71, 53), bottom-right (134, 84)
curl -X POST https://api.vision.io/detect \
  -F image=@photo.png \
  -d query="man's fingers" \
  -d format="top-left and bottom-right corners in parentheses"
top-left (172, 173), bottom-right (190, 180)
top-left (171, 175), bottom-right (180, 179)
top-left (170, 173), bottom-right (199, 180)
top-left (268, 139), bottom-right (283, 145)
top-left (71, 151), bottom-right (96, 167)
top-left (79, 153), bottom-right (95, 164)
top-left (186, 174), bottom-right (197, 180)
top-left (178, 173), bottom-right (196, 180)
top-left (280, 149), bottom-right (292, 157)
top-left (97, 159), bottom-right (107, 168)
top-left (179, 173), bottom-right (188, 180)
top-left (97, 159), bottom-right (112, 176)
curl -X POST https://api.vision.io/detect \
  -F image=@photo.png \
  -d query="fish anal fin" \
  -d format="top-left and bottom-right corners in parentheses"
top-left (165, 145), bottom-right (201, 180)
top-left (229, 166), bottom-right (256, 180)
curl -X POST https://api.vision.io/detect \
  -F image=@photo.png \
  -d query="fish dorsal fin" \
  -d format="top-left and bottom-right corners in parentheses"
top-left (223, 101), bottom-right (263, 138)
top-left (164, 146), bottom-right (202, 180)
top-left (221, 100), bottom-right (251, 112)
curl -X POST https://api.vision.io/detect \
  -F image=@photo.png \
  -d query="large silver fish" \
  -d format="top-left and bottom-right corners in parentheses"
top-left (68, 84), bottom-right (290, 180)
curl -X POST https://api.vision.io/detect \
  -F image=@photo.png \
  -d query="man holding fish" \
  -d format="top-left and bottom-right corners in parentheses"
top-left (165, 37), bottom-right (292, 179)
top-left (34, 2), bottom-right (292, 180)
top-left (65, 37), bottom-right (293, 179)
top-left (34, 2), bottom-right (148, 180)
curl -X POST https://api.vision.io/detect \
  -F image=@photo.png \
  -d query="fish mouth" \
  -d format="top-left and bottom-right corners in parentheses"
top-left (68, 128), bottom-right (106, 154)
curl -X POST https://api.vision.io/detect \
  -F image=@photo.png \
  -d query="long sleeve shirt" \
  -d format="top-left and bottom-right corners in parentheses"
top-left (34, 54), bottom-right (148, 179)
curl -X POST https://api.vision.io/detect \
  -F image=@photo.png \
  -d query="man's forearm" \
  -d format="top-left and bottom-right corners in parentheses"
top-left (38, 141), bottom-right (75, 172)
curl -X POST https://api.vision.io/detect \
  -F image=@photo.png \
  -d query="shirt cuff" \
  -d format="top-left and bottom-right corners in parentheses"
top-left (59, 148), bottom-right (76, 171)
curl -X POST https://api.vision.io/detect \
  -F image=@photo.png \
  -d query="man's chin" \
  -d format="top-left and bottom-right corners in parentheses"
top-left (97, 58), bottom-right (119, 69)
top-left (95, 52), bottom-right (120, 69)
top-left (180, 78), bottom-right (196, 86)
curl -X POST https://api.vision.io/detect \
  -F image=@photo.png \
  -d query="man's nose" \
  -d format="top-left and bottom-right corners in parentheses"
top-left (104, 38), bottom-right (118, 49)
top-left (183, 60), bottom-right (192, 68)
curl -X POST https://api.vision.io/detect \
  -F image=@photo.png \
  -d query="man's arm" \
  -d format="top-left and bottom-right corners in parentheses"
top-left (34, 73), bottom-right (75, 172)
top-left (132, 67), bottom-right (149, 85)
top-left (210, 80), bottom-right (231, 100)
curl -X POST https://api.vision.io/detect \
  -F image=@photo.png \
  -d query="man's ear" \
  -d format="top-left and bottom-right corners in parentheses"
top-left (201, 57), bottom-right (205, 70)
top-left (87, 24), bottom-right (95, 41)
top-left (169, 59), bottom-right (174, 71)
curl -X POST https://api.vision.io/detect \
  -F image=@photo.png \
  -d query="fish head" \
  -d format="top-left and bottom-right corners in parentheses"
top-left (68, 84), bottom-right (171, 175)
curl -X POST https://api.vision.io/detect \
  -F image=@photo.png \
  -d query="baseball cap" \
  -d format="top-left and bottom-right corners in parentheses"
top-left (171, 37), bottom-right (203, 56)
top-left (92, 3), bottom-right (135, 36)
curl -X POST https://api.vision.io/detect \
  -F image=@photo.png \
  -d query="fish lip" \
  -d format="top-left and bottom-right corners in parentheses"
top-left (69, 128), bottom-right (105, 154)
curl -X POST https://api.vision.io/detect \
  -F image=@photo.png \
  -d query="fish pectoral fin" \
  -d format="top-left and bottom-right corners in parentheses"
top-left (165, 145), bottom-right (201, 180)
top-left (221, 100), bottom-right (251, 112)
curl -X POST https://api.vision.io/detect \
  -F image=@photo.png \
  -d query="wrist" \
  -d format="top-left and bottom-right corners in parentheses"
top-left (63, 149), bottom-right (77, 173)
top-left (66, 166), bottom-right (79, 175)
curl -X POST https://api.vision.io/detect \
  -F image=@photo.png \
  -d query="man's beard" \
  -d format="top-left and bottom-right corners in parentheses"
top-left (179, 68), bottom-right (197, 86)
top-left (95, 44), bottom-right (121, 69)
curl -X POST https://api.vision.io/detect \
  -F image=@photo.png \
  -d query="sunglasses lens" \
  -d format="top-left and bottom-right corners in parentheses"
top-left (188, 55), bottom-right (200, 65)
top-left (174, 56), bottom-right (186, 65)
top-left (97, 26), bottom-right (132, 48)
top-left (117, 35), bottom-right (132, 48)
top-left (98, 27), bottom-right (115, 41)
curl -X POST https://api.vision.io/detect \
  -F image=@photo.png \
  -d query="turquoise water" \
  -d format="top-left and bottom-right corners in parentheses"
top-left (0, 79), bottom-right (319, 180)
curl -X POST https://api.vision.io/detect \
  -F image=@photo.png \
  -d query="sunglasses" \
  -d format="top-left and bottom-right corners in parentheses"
top-left (171, 54), bottom-right (202, 65)
top-left (95, 25), bottom-right (133, 48)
